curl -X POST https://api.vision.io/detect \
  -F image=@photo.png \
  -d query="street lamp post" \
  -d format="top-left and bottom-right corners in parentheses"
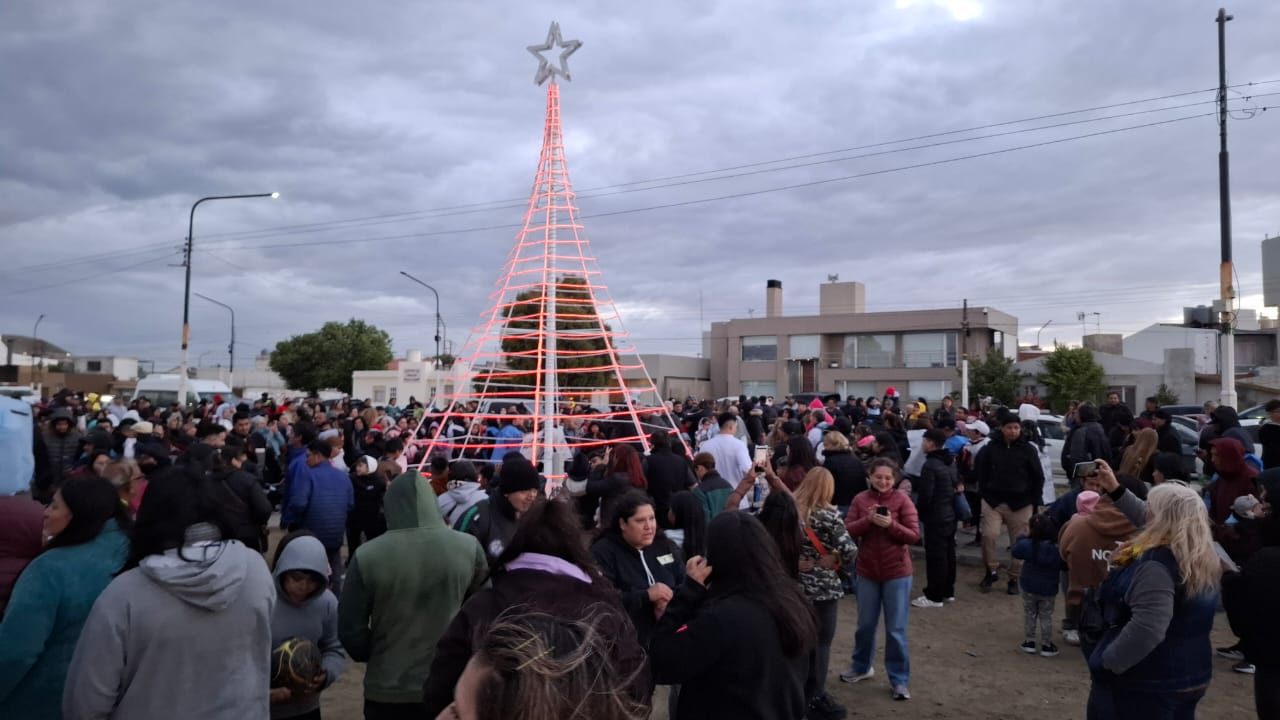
top-left (32, 314), bottom-right (45, 386)
top-left (399, 271), bottom-right (444, 367)
top-left (179, 193), bottom-right (277, 407)
top-left (194, 292), bottom-right (236, 377)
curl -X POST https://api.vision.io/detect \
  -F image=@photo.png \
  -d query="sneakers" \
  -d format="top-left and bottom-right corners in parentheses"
top-left (1021, 640), bottom-right (1038, 654)
top-left (911, 595), bottom-right (944, 609)
top-left (1063, 629), bottom-right (1081, 646)
top-left (945, 596), bottom-right (957, 603)
top-left (807, 693), bottom-right (848, 720)
top-left (1217, 644), bottom-right (1246, 662)
top-left (979, 572), bottom-right (999, 593)
top-left (1233, 661), bottom-right (1256, 674)
top-left (838, 665), bottom-right (874, 684)
top-left (891, 685), bottom-right (911, 701)
top-left (1007, 579), bottom-right (1019, 595)
top-left (1040, 643), bottom-right (1060, 657)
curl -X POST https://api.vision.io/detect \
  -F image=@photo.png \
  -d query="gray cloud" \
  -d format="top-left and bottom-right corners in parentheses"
top-left (2, 0), bottom-right (1279, 369)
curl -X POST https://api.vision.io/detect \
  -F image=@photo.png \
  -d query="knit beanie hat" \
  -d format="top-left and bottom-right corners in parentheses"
top-left (499, 459), bottom-right (540, 494)
top-left (1076, 490), bottom-right (1100, 516)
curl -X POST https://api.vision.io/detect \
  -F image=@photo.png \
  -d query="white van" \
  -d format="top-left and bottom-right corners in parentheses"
top-left (132, 375), bottom-right (235, 407)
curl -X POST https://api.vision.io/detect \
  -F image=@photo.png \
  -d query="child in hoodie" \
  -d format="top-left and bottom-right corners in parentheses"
top-left (1058, 489), bottom-right (1138, 649)
top-left (1012, 513), bottom-right (1063, 657)
top-left (270, 533), bottom-right (346, 720)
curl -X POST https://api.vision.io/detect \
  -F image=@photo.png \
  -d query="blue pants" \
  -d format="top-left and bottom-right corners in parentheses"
top-left (851, 574), bottom-right (912, 688)
top-left (1086, 682), bottom-right (1205, 720)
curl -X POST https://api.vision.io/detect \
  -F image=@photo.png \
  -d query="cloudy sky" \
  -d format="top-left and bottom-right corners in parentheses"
top-left (3, 0), bottom-right (1279, 371)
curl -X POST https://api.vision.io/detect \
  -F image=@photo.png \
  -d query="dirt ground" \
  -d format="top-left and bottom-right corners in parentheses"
top-left (288, 515), bottom-right (1252, 720)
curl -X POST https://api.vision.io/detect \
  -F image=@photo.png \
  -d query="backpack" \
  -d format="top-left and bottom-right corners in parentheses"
top-left (0, 397), bottom-right (35, 496)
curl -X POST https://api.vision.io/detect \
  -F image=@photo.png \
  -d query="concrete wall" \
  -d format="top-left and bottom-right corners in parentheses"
top-left (73, 356), bottom-right (138, 381)
top-left (1124, 325), bottom-right (1218, 374)
top-left (621, 353), bottom-right (711, 401)
top-left (1162, 348), bottom-right (1196, 405)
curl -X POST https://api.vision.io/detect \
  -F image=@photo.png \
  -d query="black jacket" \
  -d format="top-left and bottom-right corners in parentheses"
top-left (590, 532), bottom-right (685, 648)
top-left (650, 583), bottom-right (808, 720)
top-left (974, 436), bottom-right (1044, 511)
top-left (1224, 547), bottom-right (1280, 666)
top-left (586, 470), bottom-right (631, 529)
top-left (1098, 402), bottom-right (1127, 434)
top-left (916, 450), bottom-right (958, 526)
top-left (1061, 421), bottom-right (1111, 475)
top-left (1155, 424), bottom-right (1183, 455)
top-left (462, 490), bottom-right (520, 560)
top-left (644, 447), bottom-right (695, 526)
top-left (211, 466), bottom-right (273, 551)
top-left (822, 449), bottom-right (866, 507)
top-left (422, 567), bottom-right (649, 717)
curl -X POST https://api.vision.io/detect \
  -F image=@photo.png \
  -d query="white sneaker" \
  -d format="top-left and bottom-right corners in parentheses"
top-left (944, 596), bottom-right (957, 603)
top-left (1063, 629), bottom-right (1080, 646)
top-left (911, 595), bottom-right (944, 608)
top-left (839, 665), bottom-right (875, 684)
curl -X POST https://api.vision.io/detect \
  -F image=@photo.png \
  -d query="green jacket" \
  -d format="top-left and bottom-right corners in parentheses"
top-left (338, 470), bottom-right (487, 703)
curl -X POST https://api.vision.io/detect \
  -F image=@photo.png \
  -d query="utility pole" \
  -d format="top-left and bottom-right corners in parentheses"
top-left (960, 299), bottom-right (970, 410)
top-left (1216, 7), bottom-right (1238, 409)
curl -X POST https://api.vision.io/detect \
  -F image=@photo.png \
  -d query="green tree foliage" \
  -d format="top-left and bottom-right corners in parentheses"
top-left (1155, 383), bottom-right (1180, 406)
top-left (1038, 346), bottom-right (1108, 413)
top-left (270, 319), bottom-right (393, 395)
top-left (498, 276), bottom-right (616, 390)
top-left (966, 348), bottom-right (1025, 406)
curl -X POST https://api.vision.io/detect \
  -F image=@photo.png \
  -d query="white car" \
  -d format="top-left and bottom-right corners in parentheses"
top-left (1035, 415), bottom-right (1068, 481)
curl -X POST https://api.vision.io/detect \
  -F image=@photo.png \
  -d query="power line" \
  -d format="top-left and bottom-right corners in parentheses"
top-left (0, 249), bottom-right (181, 296)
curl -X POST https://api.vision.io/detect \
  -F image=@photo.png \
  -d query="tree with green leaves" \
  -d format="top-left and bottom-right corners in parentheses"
top-left (1155, 383), bottom-right (1179, 406)
top-left (966, 347), bottom-right (1025, 406)
top-left (498, 275), bottom-right (617, 390)
top-left (1038, 346), bottom-right (1108, 413)
top-left (270, 319), bottom-right (393, 395)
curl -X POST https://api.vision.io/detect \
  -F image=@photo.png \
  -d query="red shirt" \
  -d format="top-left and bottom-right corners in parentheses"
top-left (844, 488), bottom-right (921, 582)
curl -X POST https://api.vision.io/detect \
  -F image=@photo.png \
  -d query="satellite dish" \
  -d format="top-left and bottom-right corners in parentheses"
top-left (827, 274), bottom-right (839, 283)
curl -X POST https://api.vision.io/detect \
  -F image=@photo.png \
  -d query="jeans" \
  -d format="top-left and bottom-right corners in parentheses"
top-left (1087, 682), bottom-right (1205, 720)
top-left (364, 700), bottom-right (423, 720)
top-left (980, 501), bottom-right (1032, 580)
top-left (1060, 570), bottom-right (1077, 630)
top-left (1023, 591), bottom-right (1054, 645)
top-left (851, 574), bottom-right (912, 688)
top-left (326, 546), bottom-right (344, 595)
top-left (806, 599), bottom-right (840, 702)
top-left (1259, 664), bottom-right (1280, 720)
top-left (923, 521), bottom-right (957, 602)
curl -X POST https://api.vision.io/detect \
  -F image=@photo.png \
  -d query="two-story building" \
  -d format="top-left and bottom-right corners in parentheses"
top-left (706, 280), bottom-right (1018, 404)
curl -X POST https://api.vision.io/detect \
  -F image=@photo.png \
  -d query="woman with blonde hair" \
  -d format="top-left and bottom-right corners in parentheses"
top-left (794, 466), bottom-right (858, 719)
top-left (1086, 482), bottom-right (1222, 719)
top-left (1118, 428), bottom-right (1159, 483)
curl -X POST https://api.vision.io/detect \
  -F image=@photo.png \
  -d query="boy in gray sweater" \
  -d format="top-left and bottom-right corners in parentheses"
top-left (270, 534), bottom-right (346, 719)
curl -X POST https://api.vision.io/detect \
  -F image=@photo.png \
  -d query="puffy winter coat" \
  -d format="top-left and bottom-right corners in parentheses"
top-left (844, 487), bottom-right (920, 582)
top-left (915, 450), bottom-right (958, 526)
top-left (823, 449), bottom-right (866, 507)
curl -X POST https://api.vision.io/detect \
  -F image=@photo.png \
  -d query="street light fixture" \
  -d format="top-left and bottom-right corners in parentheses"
top-left (178, 193), bottom-right (278, 406)
top-left (399, 271), bottom-right (445, 368)
top-left (194, 292), bottom-right (236, 375)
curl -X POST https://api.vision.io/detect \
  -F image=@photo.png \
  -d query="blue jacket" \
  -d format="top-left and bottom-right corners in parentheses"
top-left (1048, 488), bottom-right (1083, 530)
top-left (1012, 536), bottom-right (1063, 596)
top-left (280, 446), bottom-right (308, 526)
top-left (287, 462), bottom-right (355, 550)
top-left (0, 520), bottom-right (128, 719)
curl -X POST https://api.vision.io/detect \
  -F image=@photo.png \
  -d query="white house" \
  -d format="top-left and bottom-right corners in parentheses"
top-left (1014, 350), bottom-right (1170, 408)
top-left (1, 335), bottom-right (71, 368)
top-left (352, 350), bottom-right (472, 407)
top-left (1123, 324), bottom-right (1219, 375)
top-left (72, 355), bottom-right (139, 381)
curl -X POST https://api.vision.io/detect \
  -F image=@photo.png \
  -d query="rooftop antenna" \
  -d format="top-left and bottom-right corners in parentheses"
top-left (747, 308), bottom-right (756, 318)
top-left (827, 274), bottom-right (839, 283)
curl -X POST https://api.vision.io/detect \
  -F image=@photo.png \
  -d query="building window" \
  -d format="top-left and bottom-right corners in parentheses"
top-left (843, 334), bottom-right (894, 368)
top-left (902, 332), bottom-right (958, 368)
top-left (741, 381), bottom-right (777, 398)
top-left (788, 335), bottom-right (820, 359)
top-left (86, 360), bottom-right (103, 372)
top-left (836, 381), bottom-right (879, 401)
top-left (741, 336), bottom-right (777, 362)
top-left (907, 380), bottom-right (952, 405)
top-left (373, 385), bottom-right (386, 403)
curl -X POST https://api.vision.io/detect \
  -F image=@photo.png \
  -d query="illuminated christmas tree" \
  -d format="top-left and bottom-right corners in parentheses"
top-left (419, 22), bottom-right (687, 480)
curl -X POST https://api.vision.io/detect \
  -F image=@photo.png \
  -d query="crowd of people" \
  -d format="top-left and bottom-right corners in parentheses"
top-left (0, 386), bottom-right (1276, 719)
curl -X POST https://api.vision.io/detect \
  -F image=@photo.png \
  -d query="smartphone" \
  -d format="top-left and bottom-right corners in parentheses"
top-left (1073, 461), bottom-right (1098, 480)
top-left (876, 505), bottom-right (890, 517)
top-left (753, 446), bottom-right (769, 466)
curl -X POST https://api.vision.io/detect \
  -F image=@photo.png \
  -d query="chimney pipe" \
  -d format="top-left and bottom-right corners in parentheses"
top-left (766, 280), bottom-right (783, 318)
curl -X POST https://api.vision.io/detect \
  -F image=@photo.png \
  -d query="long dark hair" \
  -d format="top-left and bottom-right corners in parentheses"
top-left (45, 476), bottom-right (132, 553)
top-left (124, 466), bottom-right (236, 571)
top-left (668, 491), bottom-right (707, 559)
top-left (600, 489), bottom-right (655, 539)
top-left (609, 445), bottom-right (647, 491)
top-left (496, 497), bottom-right (604, 584)
top-left (704, 511), bottom-right (817, 657)
top-left (785, 436), bottom-right (817, 472)
top-left (872, 432), bottom-right (902, 465)
top-left (757, 492), bottom-right (802, 581)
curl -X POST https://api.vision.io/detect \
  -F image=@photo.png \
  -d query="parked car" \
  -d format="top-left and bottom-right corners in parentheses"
top-left (1036, 415), bottom-right (1067, 480)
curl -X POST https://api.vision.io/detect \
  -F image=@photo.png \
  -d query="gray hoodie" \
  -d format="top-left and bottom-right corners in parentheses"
top-left (63, 537), bottom-right (276, 720)
top-left (270, 536), bottom-right (345, 719)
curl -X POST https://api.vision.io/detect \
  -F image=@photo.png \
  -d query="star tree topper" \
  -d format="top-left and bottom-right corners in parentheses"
top-left (527, 21), bottom-right (582, 85)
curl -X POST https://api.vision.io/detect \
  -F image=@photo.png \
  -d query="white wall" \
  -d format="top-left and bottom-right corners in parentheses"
top-left (351, 360), bottom-right (471, 407)
top-left (74, 356), bottom-right (139, 381)
top-left (1124, 326), bottom-right (1218, 375)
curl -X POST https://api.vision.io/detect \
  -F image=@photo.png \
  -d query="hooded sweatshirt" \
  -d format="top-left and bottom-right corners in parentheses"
top-left (62, 531), bottom-right (276, 720)
top-left (1208, 437), bottom-right (1259, 526)
top-left (337, 471), bottom-right (487, 704)
top-left (437, 481), bottom-right (487, 528)
top-left (270, 536), bottom-right (345, 720)
top-left (1058, 498), bottom-right (1137, 608)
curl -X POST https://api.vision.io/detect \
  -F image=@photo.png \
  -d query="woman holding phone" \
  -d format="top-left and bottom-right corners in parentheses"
top-left (840, 457), bottom-right (921, 701)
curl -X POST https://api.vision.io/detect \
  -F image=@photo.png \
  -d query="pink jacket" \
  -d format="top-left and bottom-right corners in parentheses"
top-left (844, 488), bottom-right (921, 582)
